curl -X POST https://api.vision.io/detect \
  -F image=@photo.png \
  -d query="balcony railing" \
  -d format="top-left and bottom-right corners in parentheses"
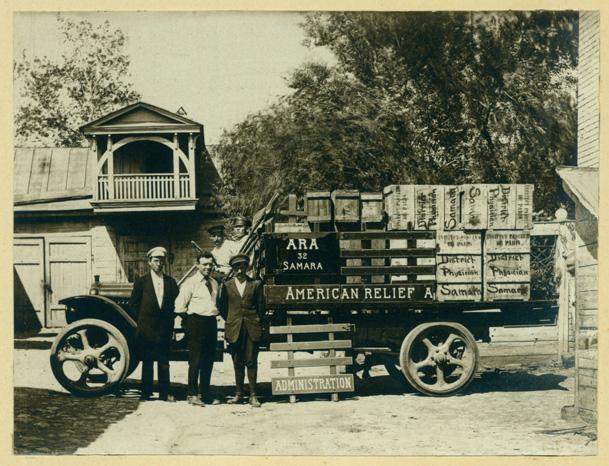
top-left (97, 173), bottom-right (191, 201)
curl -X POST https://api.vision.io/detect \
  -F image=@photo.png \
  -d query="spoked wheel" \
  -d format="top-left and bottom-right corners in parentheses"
top-left (50, 319), bottom-right (131, 397)
top-left (399, 322), bottom-right (478, 396)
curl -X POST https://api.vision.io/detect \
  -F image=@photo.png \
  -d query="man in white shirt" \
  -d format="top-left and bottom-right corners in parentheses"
top-left (208, 224), bottom-right (236, 277)
top-left (175, 251), bottom-right (221, 406)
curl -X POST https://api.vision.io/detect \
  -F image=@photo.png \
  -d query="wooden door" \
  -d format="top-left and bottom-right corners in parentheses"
top-left (13, 237), bottom-right (45, 329)
top-left (45, 237), bottom-right (92, 327)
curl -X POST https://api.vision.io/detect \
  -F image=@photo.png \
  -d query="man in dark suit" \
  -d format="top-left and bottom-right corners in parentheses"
top-left (129, 246), bottom-right (180, 402)
top-left (218, 254), bottom-right (264, 407)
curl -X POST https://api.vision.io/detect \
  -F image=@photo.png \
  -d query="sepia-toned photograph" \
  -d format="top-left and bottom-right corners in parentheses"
top-left (10, 6), bottom-right (599, 457)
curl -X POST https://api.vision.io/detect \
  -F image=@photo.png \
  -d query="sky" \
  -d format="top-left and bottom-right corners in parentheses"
top-left (13, 11), bottom-right (335, 144)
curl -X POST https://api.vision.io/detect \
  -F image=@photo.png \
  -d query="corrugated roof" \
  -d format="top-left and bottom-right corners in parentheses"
top-left (14, 147), bottom-right (94, 205)
top-left (556, 166), bottom-right (598, 217)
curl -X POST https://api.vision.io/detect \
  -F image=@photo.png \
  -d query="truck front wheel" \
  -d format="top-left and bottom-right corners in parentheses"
top-left (399, 322), bottom-right (478, 396)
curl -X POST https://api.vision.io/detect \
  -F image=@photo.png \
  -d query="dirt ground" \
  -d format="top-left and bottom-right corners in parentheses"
top-left (13, 336), bottom-right (597, 456)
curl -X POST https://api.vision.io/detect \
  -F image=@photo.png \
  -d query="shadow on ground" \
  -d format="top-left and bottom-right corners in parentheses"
top-left (14, 387), bottom-right (140, 455)
top-left (463, 370), bottom-right (569, 394)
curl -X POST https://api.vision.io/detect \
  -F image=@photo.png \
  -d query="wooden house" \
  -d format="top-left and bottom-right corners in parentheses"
top-left (14, 102), bottom-right (226, 330)
top-left (557, 11), bottom-right (599, 424)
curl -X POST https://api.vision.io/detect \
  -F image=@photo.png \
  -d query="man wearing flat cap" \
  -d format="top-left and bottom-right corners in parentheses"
top-left (207, 224), bottom-right (235, 277)
top-left (218, 253), bottom-right (264, 407)
top-left (129, 246), bottom-right (180, 401)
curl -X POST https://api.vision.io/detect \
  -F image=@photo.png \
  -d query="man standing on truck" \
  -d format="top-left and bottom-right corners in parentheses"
top-left (231, 215), bottom-right (251, 253)
top-left (129, 247), bottom-right (180, 402)
top-left (208, 224), bottom-right (235, 278)
top-left (175, 251), bottom-right (222, 406)
top-left (218, 253), bottom-right (264, 407)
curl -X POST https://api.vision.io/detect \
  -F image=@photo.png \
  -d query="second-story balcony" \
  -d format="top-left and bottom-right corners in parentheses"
top-left (97, 173), bottom-right (192, 201)
top-left (80, 101), bottom-right (205, 213)
top-left (92, 172), bottom-right (198, 212)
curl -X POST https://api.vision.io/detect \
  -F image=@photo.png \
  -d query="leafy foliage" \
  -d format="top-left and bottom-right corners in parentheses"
top-left (14, 15), bottom-right (140, 147)
top-left (215, 11), bottom-right (577, 216)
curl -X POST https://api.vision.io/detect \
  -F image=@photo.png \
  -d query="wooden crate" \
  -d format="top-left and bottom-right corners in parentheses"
top-left (306, 191), bottom-right (332, 223)
top-left (384, 184), bottom-right (415, 230)
top-left (516, 184), bottom-right (534, 229)
top-left (487, 184), bottom-right (517, 229)
top-left (414, 185), bottom-right (444, 230)
top-left (274, 223), bottom-right (312, 233)
top-left (443, 185), bottom-right (461, 230)
top-left (436, 231), bottom-right (482, 301)
top-left (331, 190), bottom-right (360, 223)
top-left (461, 184), bottom-right (488, 229)
top-left (360, 192), bottom-right (384, 223)
top-left (437, 283), bottom-right (483, 302)
top-left (484, 230), bottom-right (531, 301)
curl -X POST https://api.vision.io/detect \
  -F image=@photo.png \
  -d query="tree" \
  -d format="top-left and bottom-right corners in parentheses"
top-left (215, 11), bottom-right (577, 215)
top-left (14, 15), bottom-right (140, 147)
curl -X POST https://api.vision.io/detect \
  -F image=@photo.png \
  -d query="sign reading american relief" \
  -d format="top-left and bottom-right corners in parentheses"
top-left (265, 284), bottom-right (435, 305)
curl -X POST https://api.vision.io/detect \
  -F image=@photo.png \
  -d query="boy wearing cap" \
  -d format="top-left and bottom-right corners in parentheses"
top-left (128, 247), bottom-right (180, 401)
top-left (218, 253), bottom-right (264, 407)
top-left (207, 224), bottom-right (235, 277)
top-left (231, 215), bottom-right (251, 253)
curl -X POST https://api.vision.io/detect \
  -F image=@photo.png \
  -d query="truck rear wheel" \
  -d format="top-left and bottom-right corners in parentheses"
top-left (399, 322), bottom-right (478, 396)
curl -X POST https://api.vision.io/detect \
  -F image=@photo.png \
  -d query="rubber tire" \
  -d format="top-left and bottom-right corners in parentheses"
top-left (399, 322), bottom-right (478, 396)
top-left (50, 318), bottom-right (131, 397)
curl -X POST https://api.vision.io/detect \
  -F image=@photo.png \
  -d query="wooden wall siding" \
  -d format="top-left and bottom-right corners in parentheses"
top-left (577, 11), bottom-right (600, 168)
top-left (574, 198), bottom-right (598, 420)
top-left (92, 224), bottom-right (120, 282)
top-left (15, 215), bottom-right (224, 286)
top-left (14, 147), bottom-right (95, 198)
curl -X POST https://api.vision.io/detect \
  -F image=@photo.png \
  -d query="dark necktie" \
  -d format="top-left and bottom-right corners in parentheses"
top-left (204, 278), bottom-right (213, 295)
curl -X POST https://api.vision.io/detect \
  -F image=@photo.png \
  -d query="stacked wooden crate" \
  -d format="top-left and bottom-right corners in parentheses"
top-left (384, 184), bottom-right (534, 302)
top-left (272, 184), bottom-right (533, 302)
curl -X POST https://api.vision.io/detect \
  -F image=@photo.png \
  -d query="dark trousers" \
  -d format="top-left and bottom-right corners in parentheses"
top-left (185, 314), bottom-right (218, 397)
top-left (138, 339), bottom-right (171, 398)
top-left (230, 326), bottom-right (260, 395)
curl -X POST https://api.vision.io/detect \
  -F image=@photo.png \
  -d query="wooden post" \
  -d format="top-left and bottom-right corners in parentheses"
top-left (287, 315), bottom-right (296, 404)
top-left (173, 133), bottom-right (180, 198)
top-left (188, 133), bottom-right (196, 198)
top-left (107, 135), bottom-right (114, 199)
top-left (91, 137), bottom-right (99, 200)
top-left (328, 315), bottom-right (339, 402)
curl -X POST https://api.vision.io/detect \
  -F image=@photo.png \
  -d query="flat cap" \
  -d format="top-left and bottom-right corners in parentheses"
top-left (147, 246), bottom-right (168, 258)
top-left (233, 215), bottom-right (251, 227)
top-left (207, 224), bottom-right (225, 234)
top-left (229, 253), bottom-right (250, 267)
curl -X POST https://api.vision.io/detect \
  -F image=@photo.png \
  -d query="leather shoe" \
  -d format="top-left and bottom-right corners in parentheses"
top-left (139, 393), bottom-right (152, 401)
top-left (188, 395), bottom-right (205, 407)
top-left (202, 396), bottom-right (221, 405)
top-left (249, 395), bottom-right (261, 408)
top-left (227, 393), bottom-right (243, 404)
top-left (160, 394), bottom-right (176, 402)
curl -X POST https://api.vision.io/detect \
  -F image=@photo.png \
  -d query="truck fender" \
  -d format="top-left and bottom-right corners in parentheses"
top-left (59, 295), bottom-right (137, 329)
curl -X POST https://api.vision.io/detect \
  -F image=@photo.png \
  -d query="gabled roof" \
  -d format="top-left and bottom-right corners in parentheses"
top-left (80, 101), bottom-right (203, 135)
top-left (556, 166), bottom-right (598, 218)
